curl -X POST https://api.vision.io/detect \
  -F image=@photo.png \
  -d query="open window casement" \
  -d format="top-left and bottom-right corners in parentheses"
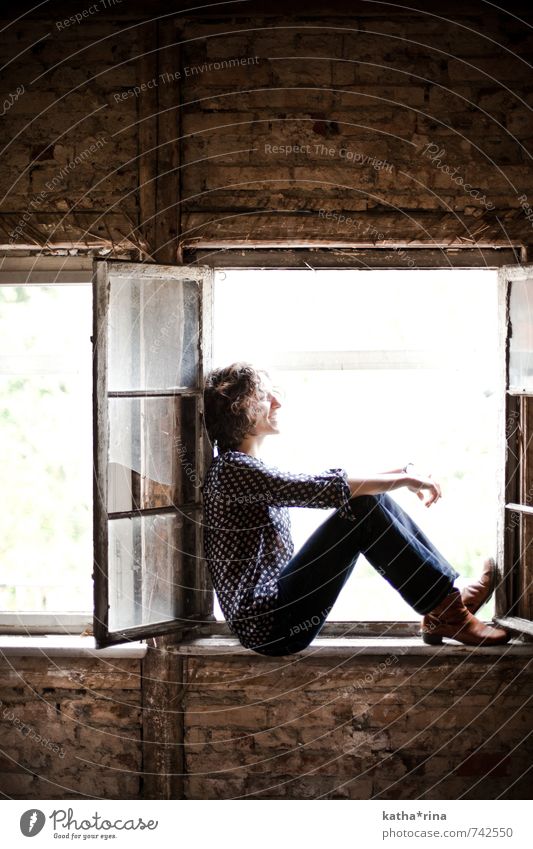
top-left (93, 261), bottom-right (214, 648)
top-left (495, 264), bottom-right (533, 638)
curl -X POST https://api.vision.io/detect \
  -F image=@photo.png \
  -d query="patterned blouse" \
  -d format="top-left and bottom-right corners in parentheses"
top-left (201, 450), bottom-right (356, 649)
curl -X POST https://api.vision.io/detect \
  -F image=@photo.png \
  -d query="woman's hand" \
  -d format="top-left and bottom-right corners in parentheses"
top-left (406, 473), bottom-right (442, 507)
top-left (347, 470), bottom-right (442, 503)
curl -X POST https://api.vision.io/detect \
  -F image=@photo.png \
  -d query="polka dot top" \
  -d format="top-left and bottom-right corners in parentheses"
top-left (201, 449), bottom-right (356, 650)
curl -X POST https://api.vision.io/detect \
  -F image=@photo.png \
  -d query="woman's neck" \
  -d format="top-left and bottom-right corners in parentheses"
top-left (236, 433), bottom-right (264, 458)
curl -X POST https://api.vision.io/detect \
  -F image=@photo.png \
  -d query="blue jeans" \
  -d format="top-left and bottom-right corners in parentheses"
top-left (253, 493), bottom-right (459, 656)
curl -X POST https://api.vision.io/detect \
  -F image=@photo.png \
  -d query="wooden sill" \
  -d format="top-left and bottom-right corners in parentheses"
top-left (0, 635), bottom-right (147, 658)
top-left (494, 616), bottom-right (533, 639)
top-left (2, 632), bottom-right (530, 659)
top-left (170, 636), bottom-right (533, 657)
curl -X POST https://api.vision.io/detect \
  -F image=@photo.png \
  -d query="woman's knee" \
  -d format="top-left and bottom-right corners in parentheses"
top-left (347, 493), bottom-right (381, 517)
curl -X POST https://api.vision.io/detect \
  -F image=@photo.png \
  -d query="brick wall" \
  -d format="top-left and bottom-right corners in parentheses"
top-left (182, 650), bottom-right (532, 800)
top-left (0, 15), bottom-right (140, 251)
top-left (1, 1), bottom-right (533, 253)
top-left (0, 648), bottom-right (531, 799)
top-left (0, 657), bottom-right (142, 799)
top-left (176, 0), bottom-right (533, 246)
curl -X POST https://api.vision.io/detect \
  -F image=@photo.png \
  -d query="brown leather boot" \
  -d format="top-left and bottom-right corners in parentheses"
top-left (461, 557), bottom-right (497, 614)
top-left (421, 588), bottom-right (510, 646)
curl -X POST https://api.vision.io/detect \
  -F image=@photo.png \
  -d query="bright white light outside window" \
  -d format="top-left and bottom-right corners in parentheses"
top-left (0, 285), bottom-right (93, 613)
top-left (0, 272), bottom-right (499, 625)
top-left (212, 269), bottom-right (498, 621)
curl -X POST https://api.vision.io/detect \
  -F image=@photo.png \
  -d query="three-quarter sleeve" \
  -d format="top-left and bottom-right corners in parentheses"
top-left (218, 453), bottom-right (354, 512)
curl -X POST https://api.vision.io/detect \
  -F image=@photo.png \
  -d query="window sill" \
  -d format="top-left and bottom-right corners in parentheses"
top-left (0, 635), bottom-right (147, 658)
top-left (2, 634), bottom-right (530, 659)
top-left (171, 635), bottom-right (533, 657)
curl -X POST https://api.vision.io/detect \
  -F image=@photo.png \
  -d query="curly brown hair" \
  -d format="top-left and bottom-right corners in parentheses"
top-left (203, 362), bottom-right (270, 452)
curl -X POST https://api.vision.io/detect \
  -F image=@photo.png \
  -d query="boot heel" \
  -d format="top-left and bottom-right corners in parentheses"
top-left (422, 632), bottom-right (443, 645)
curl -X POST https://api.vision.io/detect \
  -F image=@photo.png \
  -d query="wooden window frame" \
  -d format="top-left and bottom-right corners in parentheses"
top-left (0, 261), bottom-right (93, 636)
top-left (494, 264), bottom-right (533, 639)
top-left (92, 260), bottom-right (214, 647)
top-left (2, 250), bottom-right (531, 642)
top-left (183, 248), bottom-right (530, 641)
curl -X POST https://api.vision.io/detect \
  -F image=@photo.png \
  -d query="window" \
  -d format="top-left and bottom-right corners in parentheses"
top-left (4, 256), bottom-right (531, 643)
top-left (212, 268), bottom-right (499, 622)
top-left (0, 283), bottom-right (92, 628)
top-left (92, 261), bottom-right (213, 647)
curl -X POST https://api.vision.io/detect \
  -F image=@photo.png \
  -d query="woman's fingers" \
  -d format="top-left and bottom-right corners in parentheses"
top-left (408, 474), bottom-right (442, 507)
top-left (426, 480), bottom-right (441, 507)
top-left (412, 475), bottom-right (441, 507)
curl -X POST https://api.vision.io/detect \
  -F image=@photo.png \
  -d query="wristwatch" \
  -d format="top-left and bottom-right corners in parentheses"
top-left (402, 462), bottom-right (415, 474)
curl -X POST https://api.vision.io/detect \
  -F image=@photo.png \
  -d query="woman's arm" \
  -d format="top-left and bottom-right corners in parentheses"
top-left (380, 462), bottom-right (414, 475)
top-left (213, 455), bottom-right (440, 511)
top-left (346, 471), bottom-right (442, 507)
top-left (215, 455), bottom-right (355, 510)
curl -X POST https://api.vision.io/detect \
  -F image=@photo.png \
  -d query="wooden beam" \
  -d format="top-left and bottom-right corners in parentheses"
top-left (137, 22), bottom-right (158, 260)
top-left (519, 396), bottom-right (533, 619)
top-left (10, 0), bottom-right (533, 19)
top-left (184, 247), bottom-right (519, 268)
top-left (494, 616), bottom-right (533, 640)
top-left (137, 19), bottom-right (182, 263)
top-left (92, 262), bottom-right (110, 649)
top-left (154, 19), bottom-right (181, 263)
top-left (179, 211), bottom-right (531, 248)
top-left (141, 636), bottom-right (185, 800)
top-left (0, 212), bottom-right (147, 255)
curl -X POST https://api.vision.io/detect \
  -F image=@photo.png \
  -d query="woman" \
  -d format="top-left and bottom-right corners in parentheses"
top-left (201, 362), bottom-right (510, 656)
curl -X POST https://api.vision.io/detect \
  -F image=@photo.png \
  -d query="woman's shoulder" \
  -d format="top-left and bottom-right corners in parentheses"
top-left (206, 450), bottom-right (273, 486)
top-left (204, 450), bottom-right (265, 486)
top-left (213, 450), bottom-right (267, 468)
top-left (203, 451), bottom-right (274, 505)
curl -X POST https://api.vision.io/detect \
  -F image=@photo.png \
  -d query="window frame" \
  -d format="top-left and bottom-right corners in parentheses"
top-left (494, 264), bottom-right (533, 638)
top-left (1, 249), bottom-right (529, 641)
top-left (92, 259), bottom-right (214, 648)
top-left (188, 249), bottom-right (526, 640)
top-left (0, 260), bottom-right (94, 635)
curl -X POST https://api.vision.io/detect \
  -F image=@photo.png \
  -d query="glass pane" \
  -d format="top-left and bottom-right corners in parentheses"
top-left (509, 277), bottom-right (533, 392)
top-left (108, 395), bottom-right (199, 512)
top-left (519, 512), bottom-right (533, 620)
top-left (0, 285), bottom-right (92, 614)
top-left (108, 511), bottom-right (197, 632)
top-left (516, 395), bottom-right (533, 508)
top-left (215, 268), bottom-right (497, 357)
top-left (108, 275), bottom-right (199, 391)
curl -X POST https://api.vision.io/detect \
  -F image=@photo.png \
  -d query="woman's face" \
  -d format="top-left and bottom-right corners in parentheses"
top-left (251, 376), bottom-right (282, 437)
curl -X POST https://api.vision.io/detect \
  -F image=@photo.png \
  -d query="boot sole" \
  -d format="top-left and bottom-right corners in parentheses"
top-left (421, 631), bottom-right (510, 646)
top-left (422, 632), bottom-right (443, 645)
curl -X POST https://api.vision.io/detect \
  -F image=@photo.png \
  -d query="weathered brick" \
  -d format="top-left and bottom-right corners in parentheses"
top-left (59, 697), bottom-right (141, 727)
top-left (0, 772), bottom-right (37, 796)
top-left (0, 659), bottom-right (141, 690)
top-left (448, 56), bottom-right (523, 82)
top-left (184, 703), bottom-right (270, 728)
top-left (204, 35), bottom-right (253, 60)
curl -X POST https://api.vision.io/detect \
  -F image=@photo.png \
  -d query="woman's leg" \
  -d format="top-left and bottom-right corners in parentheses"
top-left (260, 492), bottom-right (459, 655)
top-left (363, 492), bottom-right (459, 611)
